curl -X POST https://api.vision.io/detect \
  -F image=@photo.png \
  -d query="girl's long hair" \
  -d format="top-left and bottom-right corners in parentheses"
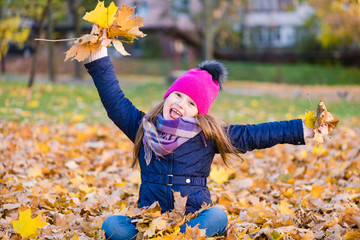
top-left (132, 100), bottom-right (243, 168)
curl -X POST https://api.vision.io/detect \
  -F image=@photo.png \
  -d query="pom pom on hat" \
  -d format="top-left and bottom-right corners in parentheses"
top-left (197, 60), bottom-right (227, 89)
top-left (163, 60), bottom-right (227, 115)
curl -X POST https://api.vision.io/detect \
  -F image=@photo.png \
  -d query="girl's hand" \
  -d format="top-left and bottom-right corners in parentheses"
top-left (303, 120), bottom-right (329, 139)
top-left (303, 121), bottom-right (314, 138)
top-left (89, 29), bottom-right (109, 62)
top-left (317, 123), bottom-right (329, 137)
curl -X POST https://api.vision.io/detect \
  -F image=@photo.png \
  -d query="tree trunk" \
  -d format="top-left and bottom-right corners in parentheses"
top-left (0, 4), bottom-right (5, 73)
top-left (71, 0), bottom-right (83, 80)
top-left (27, 0), bottom-right (52, 89)
top-left (1, 53), bottom-right (5, 73)
top-left (47, 7), bottom-right (56, 82)
top-left (202, 0), bottom-right (214, 60)
top-left (201, 0), bottom-right (233, 60)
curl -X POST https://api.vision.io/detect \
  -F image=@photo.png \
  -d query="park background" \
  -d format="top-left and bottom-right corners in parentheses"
top-left (1, 0), bottom-right (360, 239)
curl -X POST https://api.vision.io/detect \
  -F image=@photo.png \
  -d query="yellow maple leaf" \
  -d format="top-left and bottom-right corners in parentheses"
top-left (278, 199), bottom-right (294, 215)
top-left (12, 208), bottom-right (47, 238)
top-left (304, 110), bottom-right (316, 129)
top-left (83, 1), bottom-right (118, 29)
top-left (343, 230), bottom-right (360, 240)
top-left (209, 166), bottom-right (235, 184)
top-left (310, 184), bottom-right (325, 198)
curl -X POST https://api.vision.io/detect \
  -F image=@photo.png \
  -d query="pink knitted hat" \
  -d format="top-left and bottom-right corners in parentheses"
top-left (163, 60), bottom-right (227, 115)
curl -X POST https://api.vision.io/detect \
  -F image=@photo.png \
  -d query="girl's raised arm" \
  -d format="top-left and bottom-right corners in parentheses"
top-left (85, 50), bottom-right (144, 142)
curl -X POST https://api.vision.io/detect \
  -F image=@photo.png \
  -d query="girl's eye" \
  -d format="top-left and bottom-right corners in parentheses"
top-left (189, 101), bottom-right (196, 107)
top-left (175, 92), bottom-right (181, 97)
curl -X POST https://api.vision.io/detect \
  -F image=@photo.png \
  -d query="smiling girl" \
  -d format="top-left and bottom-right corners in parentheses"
top-left (85, 46), bottom-right (327, 239)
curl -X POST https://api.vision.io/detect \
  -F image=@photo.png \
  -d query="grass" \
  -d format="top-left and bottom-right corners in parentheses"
top-left (1, 76), bottom-right (359, 126)
top-left (111, 58), bottom-right (360, 86)
top-left (224, 61), bottom-right (360, 85)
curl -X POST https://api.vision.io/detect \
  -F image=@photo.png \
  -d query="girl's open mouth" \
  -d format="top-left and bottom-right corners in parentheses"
top-left (170, 108), bottom-right (183, 119)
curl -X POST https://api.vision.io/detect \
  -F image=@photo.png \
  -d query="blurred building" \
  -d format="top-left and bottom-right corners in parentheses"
top-left (116, 0), bottom-right (314, 59)
top-left (116, 0), bottom-right (202, 60)
top-left (243, 0), bottom-right (314, 50)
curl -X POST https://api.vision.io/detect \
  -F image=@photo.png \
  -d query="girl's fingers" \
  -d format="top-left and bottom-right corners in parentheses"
top-left (318, 123), bottom-right (329, 136)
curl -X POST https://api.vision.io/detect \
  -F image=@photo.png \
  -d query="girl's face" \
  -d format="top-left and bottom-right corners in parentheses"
top-left (163, 91), bottom-right (198, 120)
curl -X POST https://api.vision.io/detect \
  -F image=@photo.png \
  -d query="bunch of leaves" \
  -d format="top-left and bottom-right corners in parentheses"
top-left (65, 1), bottom-right (146, 62)
top-left (304, 100), bottom-right (339, 145)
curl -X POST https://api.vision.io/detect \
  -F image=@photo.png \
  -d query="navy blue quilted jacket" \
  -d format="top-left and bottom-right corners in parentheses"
top-left (85, 57), bottom-right (305, 213)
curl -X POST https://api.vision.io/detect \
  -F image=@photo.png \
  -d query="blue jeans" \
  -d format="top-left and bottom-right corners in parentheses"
top-left (102, 206), bottom-right (228, 240)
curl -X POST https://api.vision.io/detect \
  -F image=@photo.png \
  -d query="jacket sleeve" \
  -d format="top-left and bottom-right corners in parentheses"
top-left (228, 119), bottom-right (305, 152)
top-left (85, 56), bottom-right (144, 142)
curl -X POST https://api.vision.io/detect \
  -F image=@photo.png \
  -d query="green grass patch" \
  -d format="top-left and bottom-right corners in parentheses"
top-left (1, 77), bottom-right (359, 126)
top-left (224, 61), bottom-right (360, 85)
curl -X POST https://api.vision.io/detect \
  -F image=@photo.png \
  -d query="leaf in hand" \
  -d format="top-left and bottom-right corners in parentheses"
top-left (64, 1), bottom-right (146, 62)
top-left (304, 110), bottom-right (316, 129)
top-left (12, 208), bottom-right (47, 239)
top-left (308, 100), bottom-right (339, 145)
top-left (83, 1), bottom-right (118, 29)
top-left (108, 5), bottom-right (146, 41)
top-left (65, 25), bottom-right (103, 62)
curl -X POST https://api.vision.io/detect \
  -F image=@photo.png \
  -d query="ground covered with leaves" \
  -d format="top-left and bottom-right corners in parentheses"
top-left (0, 120), bottom-right (360, 239)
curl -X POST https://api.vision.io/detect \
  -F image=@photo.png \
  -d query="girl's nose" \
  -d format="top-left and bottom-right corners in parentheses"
top-left (177, 97), bottom-right (186, 109)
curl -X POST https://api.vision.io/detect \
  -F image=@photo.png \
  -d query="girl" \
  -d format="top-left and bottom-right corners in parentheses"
top-left (85, 47), bottom-right (328, 239)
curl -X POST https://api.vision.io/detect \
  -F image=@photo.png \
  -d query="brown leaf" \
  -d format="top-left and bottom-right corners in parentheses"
top-left (173, 190), bottom-right (188, 215)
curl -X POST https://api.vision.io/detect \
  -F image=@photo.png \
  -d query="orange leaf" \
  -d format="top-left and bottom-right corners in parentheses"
top-left (108, 5), bottom-right (146, 41)
top-left (311, 184), bottom-right (325, 198)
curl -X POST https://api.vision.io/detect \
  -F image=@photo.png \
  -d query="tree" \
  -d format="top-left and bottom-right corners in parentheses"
top-left (168, 0), bottom-right (242, 60)
top-left (0, 1), bottom-right (30, 73)
top-left (307, 0), bottom-right (360, 49)
top-left (27, 0), bottom-right (52, 89)
top-left (201, 0), bottom-right (235, 60)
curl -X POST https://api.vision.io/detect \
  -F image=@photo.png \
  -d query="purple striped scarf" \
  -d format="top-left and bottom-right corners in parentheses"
top-left (142, 114), bottom-right (202, 165)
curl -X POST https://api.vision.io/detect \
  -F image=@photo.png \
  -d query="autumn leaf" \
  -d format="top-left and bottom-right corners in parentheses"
top-left (27, 163), bottom-right (42, 178)
top-left (209, 166), bottom-right (236, 184)
top-left (184, 225), bottom-right (206, 239)
top-left (310, 184), bottom-right (326, 198)
top-left (314, 100), bottom-right (339, 131)
top-left (305, 100), bottom-right (339, 145)
top-left (65, 1), bottom-right (146, 62)
top-left (64, 26), bottom-right (102, 62)
top-left (108, 5), bottom-right (146, 41)
top-left (112, 39), bottom-right (130, 56)
top-left (12, 208), bottom-right (47, 238)
top-left (83, 1), bottom-right (118, 29)
top-left (278, 200), bottom-right (294, 215)
top-left (304, 110), bottom-right (316, 129)
top-left (143, 217), bottom-right (169, 237)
